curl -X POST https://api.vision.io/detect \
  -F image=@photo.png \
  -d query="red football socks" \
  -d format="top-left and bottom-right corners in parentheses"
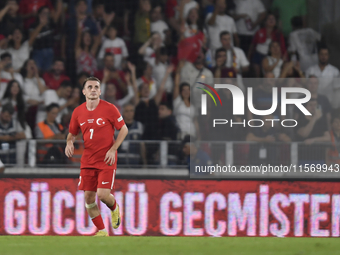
top-left (108, 201), bottom-right (116, 211)
top-left (92, 215), bottom-right (105, 230)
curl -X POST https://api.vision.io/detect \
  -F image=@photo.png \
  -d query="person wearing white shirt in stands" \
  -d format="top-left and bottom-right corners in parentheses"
top-left (180, 49), bottom-right (214, 108)
top-left (150, 5), bottom-right (169, 43)
top-left (206, 0), bottom-right (239, 56)
top-left (288, 16), bottom-right (321, 72)
top-left (0, 28), bottom-right (31, 71)
top-left (136, 62), bottom-right (157, 99)
top-left (219, 31), bottom-right (249, 91)
top-left (152, 47), bottom-right (173, 95)
top-left (230, 0), bottom-right (266, 54)
top-left (138, 32), bottom-right (163, 67)
top-left (36, 80), bottom-right (75, 124)
top-left (0, 52), bottom-right (23, 99)
top-left (306, 46), bottom-right (340, 108)
top-left (98, 25), bottom-right (129, 70)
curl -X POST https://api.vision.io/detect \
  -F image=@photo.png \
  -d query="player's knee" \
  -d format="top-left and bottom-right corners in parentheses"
top-left (84, 192), bottom-right (96, 204)
top-left (97, 191), bottom-right (110, 202)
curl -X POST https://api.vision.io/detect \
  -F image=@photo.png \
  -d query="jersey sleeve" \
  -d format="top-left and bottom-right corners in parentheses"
top-left (69, 109), bottom-right (80, 135)
top-left (110, 104), bottom-right (125, 130)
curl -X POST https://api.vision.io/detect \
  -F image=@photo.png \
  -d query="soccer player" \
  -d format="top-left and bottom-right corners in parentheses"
top-left (65, 77), bottom-right (128, 236)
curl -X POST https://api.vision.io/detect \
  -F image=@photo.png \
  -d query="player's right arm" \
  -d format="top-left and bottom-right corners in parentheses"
top-left (65, 133), bottom-right (76, 158)
top-left (65, 108), bottom-right (80, 158)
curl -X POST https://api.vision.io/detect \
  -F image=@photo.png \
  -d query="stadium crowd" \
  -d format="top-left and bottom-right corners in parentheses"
top-left (0, 0), bottom-right (339, 167)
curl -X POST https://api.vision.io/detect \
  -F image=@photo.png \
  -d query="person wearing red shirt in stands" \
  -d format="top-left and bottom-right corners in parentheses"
top-left (19, 0), bottom-right (52, 29)
top-left (65, 76), bottom-right (128, 236)
top-left (43, 58), bottom-right (70, 90)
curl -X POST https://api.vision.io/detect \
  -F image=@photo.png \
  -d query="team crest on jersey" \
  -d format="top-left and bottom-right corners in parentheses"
top-left (96, 118), bottom-right (105, 125)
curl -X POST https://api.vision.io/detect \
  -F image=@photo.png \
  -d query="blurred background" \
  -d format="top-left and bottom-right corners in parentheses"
top-left (0, 0), bottom-right (339, 173)
top-left (1, 0), bottom-right (340, 238)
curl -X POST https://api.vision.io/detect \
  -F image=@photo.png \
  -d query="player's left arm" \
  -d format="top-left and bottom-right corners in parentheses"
top-left (104, 124), bottom-right (128, 165)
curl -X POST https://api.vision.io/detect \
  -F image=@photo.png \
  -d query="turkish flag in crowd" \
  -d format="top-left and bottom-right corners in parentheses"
top-left (177, 32), bottom-right (204, 63)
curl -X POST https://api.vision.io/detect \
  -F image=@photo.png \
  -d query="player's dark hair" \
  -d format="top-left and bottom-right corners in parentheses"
top-left (82, 77), bottom-right (101, 88)
top-left (46, 103), bottom-right (60, 112)
top-left (1, 102), bottom-right (15, 115)
top-left (0, 52), bottom-right (11, 60)
top-left (219, 31), bottom-right (230, 40)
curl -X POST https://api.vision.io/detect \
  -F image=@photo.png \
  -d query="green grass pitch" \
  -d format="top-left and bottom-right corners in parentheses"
top-left (1, 236), bottom-right (339, 255)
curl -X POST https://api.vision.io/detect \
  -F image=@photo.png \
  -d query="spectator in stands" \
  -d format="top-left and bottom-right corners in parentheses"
top-left (206, 0), bottom-right (239, 55)
top-left (116, 103), bottom-right (146, 166)
top-left (249, 72), bottom-right (280, 119)
top-left (133, 0), bottom-right (151, 45)
top-left (134, 65), bottom-right (174, 140)
top-left (180, 49), bottom-right (214, 104)
top-left (305, 46), bottom-right (340, 108)
top-left (35, 103), bottom-right (64, 139)
top-left (3, 28), bottom-right (30, 71)
top-left (229, 0), bottom-right (266, 54)
top-left (288, 16), bottom-right (321, 72)
top-left (29, 6), bottom-right (60, 71)
top-left (62, 0), bottom-right (99, 80)
top-left (151, 5), bottom-right (169, 43)
top-left (220, 31), bottom-right (249, 90)
top-left (136, 62), bottom-right (157, 99)
top-left (271, 0), bottom-right (307, 37)
top-left (75, 29), bottom-right (99, 75)
top-left (296, 99), bottom-right (330, 143)
top-left (248, 13), bottom-right (286, 77)
top-left (21, 59), bottom-right (47, 130)
top-left (138, 32), bottom-right (162, 67)
top-left (262, 41), bottom-right (284, 78)
top-left (297, 76), bottom-right (332, 129)
top-left (0, 52), bottom-right (23, 99)
top-left (326, 115), bottom-right (340, 165)
top-left (75, 71), bottom-right (88, 105)
top-left (210, 48), bottom-right (236, 79)
top-left (296, 99), bottom-right (330, 164)
top-left (0, 103), bottom-right (26, 164)
top-left (174, 62), bottom-right (199, 139)
top-left (43, 58), bottom-right (70, 90)
top-left (246, 114), bottom-right (291, 165)
top-left (21, 59), bottom-right (47, 107)
top-left (96, 52), bottom-right (127, 100)
top-left (92, 1), bottom-right (115, 37)
top-left (98, 25), bottom-right (129, 70)
top-left (182, 135), bottom-right (212, 175)
top-left (0, 0), bottom-right (23, 36)
top-left (19, 0), bottom-right (62, 29)
top-left (158, 102), bottom-right (179, 141)
top-left (36, 80), bottom-right (75, 124)
top-left (103, 62), bottom-right (137, 113)
top-left (152, 47), bottom-right (174, 96)
top-left (2, 80), bottom-right (25, 126)
top-left (178, 0), bottom-right (201, 39)
top-left (279, 60), bottom-right (305, 78)
top-left (35, 102), bottom-right (66, 164)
